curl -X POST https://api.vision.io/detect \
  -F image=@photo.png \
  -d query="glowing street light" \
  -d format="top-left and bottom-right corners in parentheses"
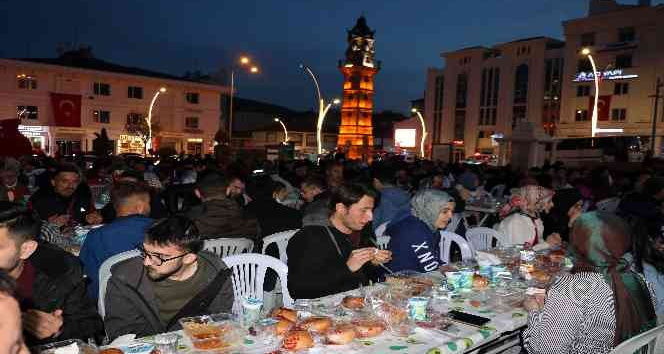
top-left (411, 108), bottom-right (428, 158)
top-left (300, 64), bottom-right (340, 155)
top-left (229, 56), bottom-right (260, 142)
top-left (146, 87), bottom-right (167, 154)
top-left (581, 48), bottom-right (623, 137)
top-left (274, 117), bottom-right (289, 143)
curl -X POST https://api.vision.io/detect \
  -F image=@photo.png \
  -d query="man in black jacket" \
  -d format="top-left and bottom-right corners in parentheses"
top-left (0, 202), bottom-right (103, 346)
top-left (287, 183), bottom-right (392, 299)
top-left (104, 216), bottom-right (234, 340)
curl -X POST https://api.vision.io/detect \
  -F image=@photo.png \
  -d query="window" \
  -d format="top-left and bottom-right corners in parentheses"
top-left (611, 108), bottom-right (627, 121)
top-left (576, 85), bottom-right (591, 97)
top-left (93, 110), bottom-right (110, 124)
top-left (614, 82), bottom-right (629, 95)
top-left (93, 82), bottom-right (111, 96)
top-left (185, 117), bottom-right (199, 129)
top-left (575, 109), bottom-right (589, 122)
top-left (513, 64), bottom-right (529, 104)
top-left (127, 86), bottom-right (143, 99)
top-left (512, 105), bottom-right (527, 127)
top-left (581, 32), bottom-right (595, 46)
top-left (17, 75), bottom-right (37, 90)
top-left (454, 110), bottom-right (465, 140)
top-left (455, 73), bottom-right (468, 108)
top-left (615, 54), bottom-right (632, 68)
top-left (17, 106), bottom-right (38, 119)
top-left (618, 27), bottom-right (635, 42)
top-left (126, 112), bottom-right (143, 125)
top-left (578, 58), bottom-right (592, 72)
top-left (186, 92), bottom-right (199, 104)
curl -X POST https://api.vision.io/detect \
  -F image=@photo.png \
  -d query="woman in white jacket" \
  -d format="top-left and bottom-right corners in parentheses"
top-left (496, 185), bottom-right (561, 250)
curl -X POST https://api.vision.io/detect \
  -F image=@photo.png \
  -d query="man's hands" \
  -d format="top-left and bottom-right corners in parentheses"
top-left (23, 309), bottom-right (64, 340)
top-left (85, 211), bottom-right (103, 225)
top-left (346, 247), bottom-right (393, 272)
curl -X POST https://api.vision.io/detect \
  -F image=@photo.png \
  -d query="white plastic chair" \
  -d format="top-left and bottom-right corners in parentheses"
top-left (261, 229), bottom-right (298, 263)
top-left (439, 231), bottom-right (474, 264)
top-left (465, 227), bottom-right (508, 251)
top-left (610, 323), bottom-right (664, 354)
top-left (98, 249), bottom-right (141, 319)
top-left (222, 253), bottom-right (294, 315)
top-left (374, 221), bottom-right (390, 237)
top-left (203, 237), bottom-right (254, 258)
top-left (376, 235), bottom-right (391, 250)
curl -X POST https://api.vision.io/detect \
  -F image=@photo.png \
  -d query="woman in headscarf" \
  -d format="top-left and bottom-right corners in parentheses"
top-left (542, 188), bottom-right (584, 243)
top-left (523, 212), bottom-right (656, 354)
top-left (383, 189), bottom-right (455, 273)
top-left (496, 185), bottom-right (560, 250)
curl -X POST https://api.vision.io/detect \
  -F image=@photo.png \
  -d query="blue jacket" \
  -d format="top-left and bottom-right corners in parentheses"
top-left (383, 215), bottom-right (441, 273)
top-left (80, 215), bottom-right (153, 300)
top-left (373, 187), bottom-right (411, 232)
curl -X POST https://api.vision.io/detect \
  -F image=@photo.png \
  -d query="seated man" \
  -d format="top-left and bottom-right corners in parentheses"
top-left (104, 216), bottom-right (234, 340)
top-left (0, 269), bottom-right (29, 354)
top-left (287, 183), bottom-right (392, 299)
top-left (186, 172), bottom-right (259, 239)
top-left (80, 180), bottom-right (154, 300)
top-left (300, 176), bottom-right (329, 227)
top-left (0, 202), bottom-right (103, 346)
top-left (100, 169), bottom-right (167, 223)
top-left (28, 163), bottom-right (102, 227)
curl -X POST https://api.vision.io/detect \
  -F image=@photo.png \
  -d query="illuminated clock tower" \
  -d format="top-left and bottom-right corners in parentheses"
top-left (337, 16), bottom-right (379, 160)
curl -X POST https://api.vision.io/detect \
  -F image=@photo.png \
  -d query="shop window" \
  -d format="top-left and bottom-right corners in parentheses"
top-left (17, 106), bottom-right (38, 119)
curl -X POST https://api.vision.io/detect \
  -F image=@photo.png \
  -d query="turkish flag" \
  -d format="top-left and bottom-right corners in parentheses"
top-left (589, 95), bottom-right (611, 121)
top-left (50, 93), bottom-right (82, 127)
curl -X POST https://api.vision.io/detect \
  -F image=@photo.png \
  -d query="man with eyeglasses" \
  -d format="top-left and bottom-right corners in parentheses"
top-left (103, 216), bottom-right (233, 340)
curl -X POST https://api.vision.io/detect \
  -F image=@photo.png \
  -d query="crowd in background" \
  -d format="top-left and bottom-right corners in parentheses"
top-left (0, 151), bottom-right (662, 353)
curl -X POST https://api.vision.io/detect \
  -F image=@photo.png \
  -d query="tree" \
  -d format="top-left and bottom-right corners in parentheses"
top-left (125, 119), bottom-right (160, 155)
top-left (92, 128), bottom-right (113, 156)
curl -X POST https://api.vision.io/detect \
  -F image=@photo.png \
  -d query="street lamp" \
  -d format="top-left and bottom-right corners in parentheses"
top-left (581, 48), bottom-right (623, 137)
top-left (229, 56), bottom-right (260, 142)
top-left (146, 87), bottom-right (167, 154)
top-left (274, 117), bottom-right (289, 143)
top-left (411, 108), bottom-right (428, 158)
top-left (300, 64), bottom-right (340, 155)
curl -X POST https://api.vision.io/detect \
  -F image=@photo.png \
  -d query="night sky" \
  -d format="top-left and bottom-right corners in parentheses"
top-left (1, 0), bottom-right (657, 114)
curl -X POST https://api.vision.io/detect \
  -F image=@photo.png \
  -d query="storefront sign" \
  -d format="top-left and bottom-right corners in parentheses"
top-left (187, 138), bottom-right (203, 143)
top-left (18, 125), bottom-right (45, 137)
top-left (117, 134), bottom-right (144, 154)
top-left (573, 69), bottom-right (638, 82)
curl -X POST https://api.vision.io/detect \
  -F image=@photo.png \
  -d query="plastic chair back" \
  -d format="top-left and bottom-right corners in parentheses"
top-left (439, 231), bottom-right (474, 264)
top-left (98, 249), bottom-right (141, 319)
top-left (203, 237), bottom-right (254, 258)
top-left (465, 227), bottom-right (508, 251)
top-left (610, 323), bottom-right (664, 354)
top-left (261, 229), bottom-right (298, 263)
top-left (222, 253), bottom-right (293, 315)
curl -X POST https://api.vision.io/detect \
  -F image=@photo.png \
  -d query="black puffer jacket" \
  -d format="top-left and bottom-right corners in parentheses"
top-left (27, 243), bottom-right (104, 346)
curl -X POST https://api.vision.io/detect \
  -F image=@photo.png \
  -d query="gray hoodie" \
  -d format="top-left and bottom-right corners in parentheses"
top-left (104, 250), bottom-right (234, 340)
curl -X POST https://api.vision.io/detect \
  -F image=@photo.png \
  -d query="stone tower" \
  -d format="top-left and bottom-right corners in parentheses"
top-left (337, 16), bottom-right (380, 160)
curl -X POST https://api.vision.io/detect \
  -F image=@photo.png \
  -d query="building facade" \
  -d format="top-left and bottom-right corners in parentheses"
top-left (558, 0), bottom-right (664, 153)
top-left (426, 37), bottom-right (564, 161)
top-left (0, 48), bottom-right (226, 156)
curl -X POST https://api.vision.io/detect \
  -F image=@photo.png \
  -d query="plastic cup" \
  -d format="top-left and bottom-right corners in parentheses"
top-left (154, 333), bottom-right (178, 354)
top-left (408, 296), bottom-right (430, 321)
top-left (242, 297), bottom-right (263, 327)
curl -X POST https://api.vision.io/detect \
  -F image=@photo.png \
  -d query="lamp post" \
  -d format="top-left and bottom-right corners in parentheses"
top-left (581, 48), bottom-right (623, 137)
top-left (411, 108), bottom-right (428, 158)
top-left (300, 64), bottom-right (340, 155)
top-left (229, 56), bottom-right (259, 143)
top-left (274, 117), bottom-right (289, 143)
top-left (146, 87), bottom-right (166, 154)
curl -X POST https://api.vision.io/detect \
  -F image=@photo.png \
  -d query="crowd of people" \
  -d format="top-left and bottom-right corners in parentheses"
top-left (0, 152), bottom-right (661, 353)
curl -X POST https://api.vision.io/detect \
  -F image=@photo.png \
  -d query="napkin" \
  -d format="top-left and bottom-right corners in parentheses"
top-left (109, 334), bottom-right (136, 346)
top-left (475, 251), bottom-right (502, 266)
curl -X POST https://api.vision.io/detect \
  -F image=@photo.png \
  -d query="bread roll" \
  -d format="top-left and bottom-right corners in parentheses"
top-left (351, 319), bottom-right (386, 338)
top-left (342, 296), bottom-right (365, 309)
top-left (300, 316), bottom-right (332, 333)
top-left (325, 323), bottom-right (357, 345)
top-left (271, 307), bottom-right (297, 323)
top-left (282, 330), bottom-right (314, 351)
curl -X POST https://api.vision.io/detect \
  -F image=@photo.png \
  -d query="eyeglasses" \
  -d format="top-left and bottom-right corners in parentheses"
top-left (136, 244), bottom-right (189, 266)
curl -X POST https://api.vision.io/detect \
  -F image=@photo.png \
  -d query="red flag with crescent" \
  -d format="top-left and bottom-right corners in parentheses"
top-left (50, 93), bottom-right (82, 127)
top-left (589, 95), bottom-right (611, 121)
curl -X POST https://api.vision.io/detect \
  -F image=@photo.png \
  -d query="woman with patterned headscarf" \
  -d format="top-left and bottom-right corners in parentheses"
top-left (523, 212), bottom-right (656, 353)
top-left (496, 185), bottom-right (560, 250)
top-left (383, 189), bottom-right (455, 273)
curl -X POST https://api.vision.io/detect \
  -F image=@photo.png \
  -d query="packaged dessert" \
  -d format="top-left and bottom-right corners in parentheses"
top-left (179, 313), bottom-right (243, 351)
top-left (384, 270), bottom-right (434, 296)
top-left (350, 315), bottom-right (387, 338)
top-left (34, 340), bottom-right (98, 354)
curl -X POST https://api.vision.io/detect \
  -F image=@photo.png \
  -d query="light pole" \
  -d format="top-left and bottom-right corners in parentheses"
top-left (147, 87), bottom-right (166, 154)
top-left (300, 64), bottom-right (340, 155)
top-left (229, 56), bottom-right (259, 143)
top-left (581, 48), bottom-right (623, 137)
top-left (411, 108), bottom-right (428, 158)
top-left (274, 117), bottom-right (289, 143)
